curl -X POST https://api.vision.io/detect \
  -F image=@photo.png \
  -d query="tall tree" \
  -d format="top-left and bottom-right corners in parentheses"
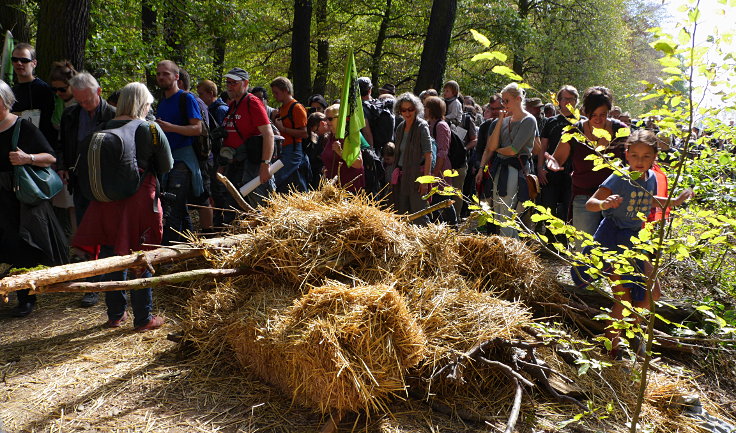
top-left (0, 0), bottom-right (31, 44)
top-left (370, 0), bottom-right (392, 93)
top-left (291, 0), bottom-right (313, 102)
top-left (311, 0), bottom-right (329, 96)
top-left (142, 0), bottom-right (157, 89)
top-left (414, 0), bottom-right (457, 93)
top-left (163, 7), bottom-right (185, 65)
top-left (35, 0), bottom-right (91, 80)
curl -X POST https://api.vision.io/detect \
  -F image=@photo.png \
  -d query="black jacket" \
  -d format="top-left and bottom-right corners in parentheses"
top-left (58, 98), bottom-right (116, 170)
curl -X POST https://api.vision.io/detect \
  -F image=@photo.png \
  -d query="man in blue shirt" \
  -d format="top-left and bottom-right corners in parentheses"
top-left (155, 59), bottom-right (202, 245)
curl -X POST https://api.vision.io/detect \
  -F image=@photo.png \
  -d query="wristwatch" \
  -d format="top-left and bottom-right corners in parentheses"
top-left (260, 160), bottom-right (270, 165)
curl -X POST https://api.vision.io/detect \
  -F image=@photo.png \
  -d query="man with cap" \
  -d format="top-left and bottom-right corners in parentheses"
top-left (155, 59), bottom-right (203, 245)
top-left (525, 97), bottom-right (546, 131)
top-left (216, 67), bottom-right (274, 219)
top-left (378, 83), bottom-right (396, 96)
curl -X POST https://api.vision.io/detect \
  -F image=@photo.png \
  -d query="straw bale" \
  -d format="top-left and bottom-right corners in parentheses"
top-left (226, 282), bottom-right (426, 414)
top-left (456, 234), bottom-right (562, 303)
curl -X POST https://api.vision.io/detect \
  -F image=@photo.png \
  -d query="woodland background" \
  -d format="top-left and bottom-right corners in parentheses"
top-left (1, 0), bottom-right (666, 112)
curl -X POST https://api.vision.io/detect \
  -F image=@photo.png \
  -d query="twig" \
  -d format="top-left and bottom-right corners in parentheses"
top-left (477, 357), bottom-right (534, 388)
top-left (404, 199), bottom-right (454, 222)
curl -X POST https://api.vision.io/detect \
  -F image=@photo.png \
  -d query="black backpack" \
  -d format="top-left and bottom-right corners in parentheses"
top-left (364, 99), bottom-right (395, 155)
top-left (179, 92), bottom-right (211, 160)
top-left (76, 119), bottom-right (146, 202)
top-left (361, 147), bottom-right (386, 196)
top-left (433, 121), bottom-right (467, 169)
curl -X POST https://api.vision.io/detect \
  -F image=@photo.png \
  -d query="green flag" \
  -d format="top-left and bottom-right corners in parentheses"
top-left (336, 49), bottom-right (365, 168)
top-left (1, 31), bottom-right (14, 84)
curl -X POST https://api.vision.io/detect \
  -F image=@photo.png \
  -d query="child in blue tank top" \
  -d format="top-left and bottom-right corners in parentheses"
top-left (576, 129), bottom-right (693, 357)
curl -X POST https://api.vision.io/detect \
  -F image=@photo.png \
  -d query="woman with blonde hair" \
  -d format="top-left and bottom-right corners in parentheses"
top-left (73, 82), bottom-right (173, 331)
top-left (475, 82), bottom-right (537, 238)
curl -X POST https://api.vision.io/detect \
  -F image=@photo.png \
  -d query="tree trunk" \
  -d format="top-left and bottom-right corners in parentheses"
top-left (370, 0), bottom-right (392, 95)
top-left (142, 0), bottom-right (157, 90)
top-left (0, 234), bottom-right (252, 296)
top-left (291, 0), bottom-right (313, 103)
top-left (35, 0), bottom-right (91, 80)
top-left (163, 6), bottom-right (185, 65)
top-left (213, 33), bottom-right (226, 90)
top-left (511, 0), bottom-right (533, 78)
top-left (311, 0), bottom-right (329, 96)
top-left (0, 0), bottom-right (31, 44)
top-left (414, 0), bottom-right (457, 94)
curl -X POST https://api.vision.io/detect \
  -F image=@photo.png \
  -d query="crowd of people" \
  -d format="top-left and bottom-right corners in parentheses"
top-left (1, 42), bottom-right (695, 356)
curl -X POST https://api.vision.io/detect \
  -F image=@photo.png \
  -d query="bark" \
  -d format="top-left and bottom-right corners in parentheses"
top-left (163, 6), bottom-right (185, 65)
top-left (311, 0), bottom-right (329, 96)
top-left (369, 0), bottom-right (392, 94)
top-left (213, 33), bottom-right (226, 90)
top-left (0, 0), bottom-right (31, 44)
top-left (142, 0), bottom-right (157, 89)
top-left (35, 0), bottom-right (91, 79)
top-left (36, 269), bottom-right (248, 294)
top-left (291, 0), bottom-right (313, 102)
top-left (0, 234), bottom-right (251, 295)
top-left (414, 0), bottom-right (457, 94)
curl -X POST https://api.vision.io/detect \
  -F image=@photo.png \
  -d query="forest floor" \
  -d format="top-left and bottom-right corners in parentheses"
top-left (1, 259), bottom-right (735, 433)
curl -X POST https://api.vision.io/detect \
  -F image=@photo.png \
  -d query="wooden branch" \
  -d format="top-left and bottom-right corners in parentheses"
top-left (0, 234), bottom-right (251, 296)
top-left (216, 172), bottom-right (256, 213)
top-left (32, 268), bottom-right (248, 295)
top-left (477, 357), bottom-right (534, 388)
top-left (404, 199), bottom-right (454, 222)
top-left (504, 379), bottom-right (523, 433)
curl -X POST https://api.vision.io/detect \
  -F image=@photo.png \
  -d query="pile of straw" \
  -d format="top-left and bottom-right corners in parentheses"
top-left (226, 282), bottom-right (426, 414)
top-left (178, 183), bottom-right (717, 432)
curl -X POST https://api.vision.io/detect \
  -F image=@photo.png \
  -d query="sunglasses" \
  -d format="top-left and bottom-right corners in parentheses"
top-left (400, 107), bottom-right (416, 113)
top-left (11, 56), bottom-right (33, 64)
top-left (52, 86), bottom-right (69, 93)
top-left (325, 116), bottom-right (335, 121)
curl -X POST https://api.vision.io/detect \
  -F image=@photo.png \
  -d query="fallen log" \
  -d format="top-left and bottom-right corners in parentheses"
top-left (32, 268), bottom-right (248, 295)
top-left (0, 234), bottom-right (250, 297)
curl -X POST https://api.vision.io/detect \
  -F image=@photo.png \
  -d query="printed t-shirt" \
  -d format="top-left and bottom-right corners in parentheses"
top-left (600, 169), bottom-right (657, 229)
top-left (156, 90), bottom-right (202, 152)
top-left (278, 100), bottom-right (307, 146)
top-left (222, 93), bottom-right (270, 149)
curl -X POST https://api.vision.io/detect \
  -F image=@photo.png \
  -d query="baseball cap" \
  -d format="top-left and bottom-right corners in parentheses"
top-left (225, 68), bottom-right (250, 81)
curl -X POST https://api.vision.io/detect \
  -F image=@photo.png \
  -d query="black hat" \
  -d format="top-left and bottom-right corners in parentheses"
top-left (225, 67), bottom-right (250, 81)
top-left (378, 83), bottom-right (396, 95)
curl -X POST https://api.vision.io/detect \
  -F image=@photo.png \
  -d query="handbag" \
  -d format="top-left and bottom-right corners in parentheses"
top-left (10, 120), bottom-right (63, 206)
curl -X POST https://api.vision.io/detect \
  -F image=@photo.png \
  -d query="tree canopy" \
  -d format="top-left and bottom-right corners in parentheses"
top-left (1, 0), bottom-right (665, 112)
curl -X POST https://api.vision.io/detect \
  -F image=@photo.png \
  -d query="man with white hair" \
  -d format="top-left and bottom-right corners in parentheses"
top-left (59, 71), bottom-right (117, 307)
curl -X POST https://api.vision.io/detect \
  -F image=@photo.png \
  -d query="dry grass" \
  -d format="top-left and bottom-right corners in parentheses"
top-left (2, 183), bottom-right (734, 432)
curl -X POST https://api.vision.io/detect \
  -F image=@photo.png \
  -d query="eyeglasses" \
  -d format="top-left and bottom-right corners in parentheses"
top-left (52, 86), bottom-right (68, 93)
top-left (325, 116), bottom-right (335, 121)
top-left (11, 56), bottom-right (33, 64)
top-left (400, 107), bottom-right (416, 113)
top-left (559, 96), bottom-right (577, 102)
top-left (225, 80), bottom-right (240, 86)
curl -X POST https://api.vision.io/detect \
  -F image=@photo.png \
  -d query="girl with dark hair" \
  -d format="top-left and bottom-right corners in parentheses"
top-left (546, 86), bottom-right (629, 238)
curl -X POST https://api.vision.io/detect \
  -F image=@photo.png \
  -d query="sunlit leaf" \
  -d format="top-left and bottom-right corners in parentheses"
top-left (491, 65), bottom-right (523, 81)
top-left (469, 29), bottom-right (491, 48)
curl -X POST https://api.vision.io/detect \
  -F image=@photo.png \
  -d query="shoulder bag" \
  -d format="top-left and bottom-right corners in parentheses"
top-left (11, 120), bottom-right (63, 205)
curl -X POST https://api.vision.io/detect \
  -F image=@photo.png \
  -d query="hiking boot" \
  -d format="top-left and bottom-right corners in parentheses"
top-left (135, 315), bottom-right (165, 332)
top-left (11, 302), bottom-right (35, 318)
top-left (106, 311), bottom-right (128, 328)
top-left (81, 292), bottom-right (99, 308)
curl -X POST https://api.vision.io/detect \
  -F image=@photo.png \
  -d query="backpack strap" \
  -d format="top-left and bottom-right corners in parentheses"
top-left (10, 119), bottom-right (21, 151)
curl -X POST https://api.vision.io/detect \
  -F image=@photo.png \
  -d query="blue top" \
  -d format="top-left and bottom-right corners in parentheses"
top-left (208, 98), bottom-right (229, 126)
top-left (156, 90), bottom-right (202, 152)
top-left (600, 169), bottom-right (657, 229)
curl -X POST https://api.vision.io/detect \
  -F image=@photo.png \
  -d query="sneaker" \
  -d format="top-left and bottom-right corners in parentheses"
top-left (135, 315), bottom-right (165, 332)
top-left (11, 302), bottom-right (35, 318)
top-left (81, 292), bottom-right (99, 308)
top-left (106, 311), bottom-right (129, 328)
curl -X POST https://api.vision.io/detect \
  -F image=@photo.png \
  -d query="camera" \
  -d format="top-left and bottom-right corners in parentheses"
top-left (210, 125), bottom-right (228, 141)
